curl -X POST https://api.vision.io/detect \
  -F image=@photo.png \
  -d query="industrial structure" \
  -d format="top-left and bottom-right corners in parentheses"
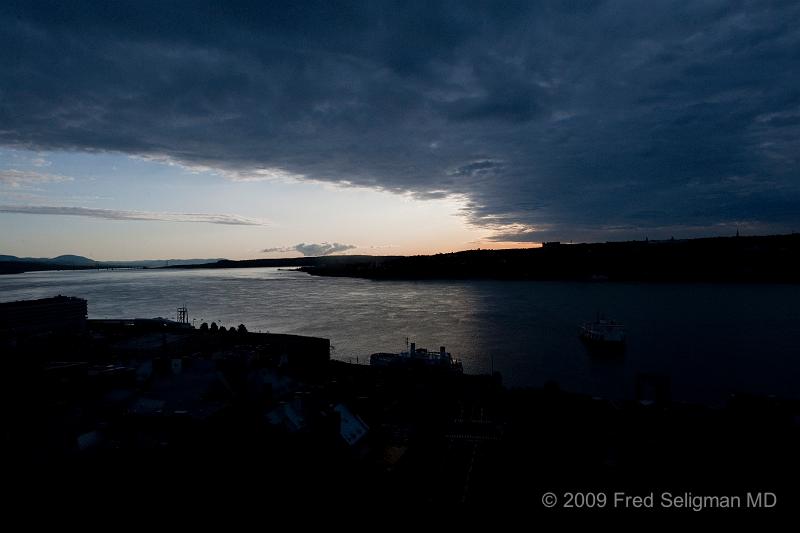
top-left (0, 295), bottom-right (87, 339)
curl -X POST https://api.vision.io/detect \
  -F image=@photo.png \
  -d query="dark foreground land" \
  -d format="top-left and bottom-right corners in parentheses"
top-left (2, 303), bottom-right (798, 512)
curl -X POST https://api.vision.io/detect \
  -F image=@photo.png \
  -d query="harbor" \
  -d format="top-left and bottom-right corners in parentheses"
top-left (3, 295), bottom-right (799, 506)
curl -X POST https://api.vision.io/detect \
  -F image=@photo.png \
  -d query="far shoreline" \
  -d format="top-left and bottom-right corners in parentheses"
top-left (4, 233), bottom-right (800, 284)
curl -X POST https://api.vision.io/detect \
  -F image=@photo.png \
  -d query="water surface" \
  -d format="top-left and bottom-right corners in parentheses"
top-left (2, 267), bottom-right (798, 404)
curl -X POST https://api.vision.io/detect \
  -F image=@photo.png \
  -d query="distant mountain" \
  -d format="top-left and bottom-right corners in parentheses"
top-left (0, 254), bottom-right (97, 266)
top-left (164, 255), bottom-right (401, 270)
top-left (0, 255), bottom-right (224, 274)
top-left (49, 254), bottom-right (98, 266)
top-left (104, 258), bottom-right (226, 267)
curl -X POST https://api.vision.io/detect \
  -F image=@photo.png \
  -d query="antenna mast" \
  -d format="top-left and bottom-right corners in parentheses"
top-left (177, 304), bottom-right (188, 324)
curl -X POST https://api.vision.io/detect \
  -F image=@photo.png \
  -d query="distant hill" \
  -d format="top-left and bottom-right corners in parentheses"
top-left (299, 234), bottom-right (800, 283)
top-left (0, 255), bottom-right (223, 274)
top-left (0, 254), bottom-right (96, 266)
top-left (6, 234), bottom-right (800, 282)
top-left (100, 258), bottom-right (226, 268)
top-left (164, 255), bottom-right (401, 270)
top-left (49, 254), bottom-right (98, 266)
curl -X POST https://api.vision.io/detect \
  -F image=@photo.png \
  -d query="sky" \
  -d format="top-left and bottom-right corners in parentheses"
top-left (1, 0), bottom-right (799, 260)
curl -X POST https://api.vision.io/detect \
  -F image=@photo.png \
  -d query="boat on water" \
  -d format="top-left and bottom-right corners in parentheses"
top-left (370, 340), bottom-right (463, 373)
top-left (578, 314), bottom-right (626, 346)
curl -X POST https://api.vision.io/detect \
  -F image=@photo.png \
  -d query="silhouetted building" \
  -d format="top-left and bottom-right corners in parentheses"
top-left (0, 295), bottom-right (87, 338)
top-left (266, 333), bottom-right (330, 370)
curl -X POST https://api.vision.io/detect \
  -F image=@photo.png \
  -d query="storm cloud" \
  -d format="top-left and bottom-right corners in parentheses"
top-left (1, 1), bottom-right (799, 241)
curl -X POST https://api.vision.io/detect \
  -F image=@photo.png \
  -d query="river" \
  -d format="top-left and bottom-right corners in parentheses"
top-left (2, 267), bottom-right (799, 404)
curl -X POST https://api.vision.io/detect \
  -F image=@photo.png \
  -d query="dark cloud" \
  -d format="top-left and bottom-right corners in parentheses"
top-left (1, 1), bottom-right (799, 241)
top-left (263, 242), bottom-right (356, 256)
top-left (0, 205), bottom-right (266, 225)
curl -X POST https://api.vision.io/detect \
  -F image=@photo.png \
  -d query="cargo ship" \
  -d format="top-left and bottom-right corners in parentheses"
top-left (578, 315), bottom-right (626, 345)
top-left (370, 340), bottom-right (463, 373)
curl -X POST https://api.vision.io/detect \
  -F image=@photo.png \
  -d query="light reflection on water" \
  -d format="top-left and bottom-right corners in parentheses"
top-left (2, 267), bottom-right (799, 404)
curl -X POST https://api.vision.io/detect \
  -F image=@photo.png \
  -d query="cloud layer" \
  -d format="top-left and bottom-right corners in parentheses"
top-left (0, 169), bottom-right (72, 188)
top-left (0, 205), bottom-right (266, 225)
top-left (1, 1), bottom-right (799, 240)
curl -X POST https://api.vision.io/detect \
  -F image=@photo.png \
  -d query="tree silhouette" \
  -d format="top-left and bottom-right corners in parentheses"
top-left (210, 322), bottom-right (218, 333)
